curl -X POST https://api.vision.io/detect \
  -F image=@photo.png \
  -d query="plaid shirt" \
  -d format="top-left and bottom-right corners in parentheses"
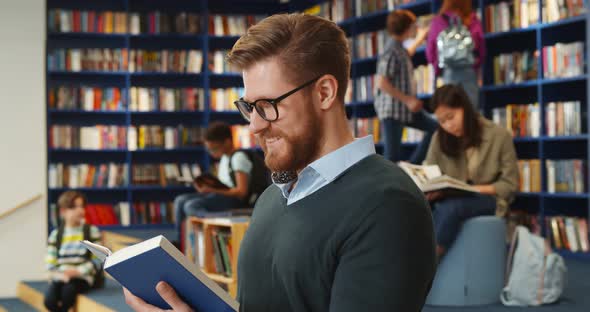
top-left (374, 39), bottom-right (415, 122)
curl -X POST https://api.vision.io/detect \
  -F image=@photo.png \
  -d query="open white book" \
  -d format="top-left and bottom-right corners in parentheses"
top-left (81, 236), bottom-right (238, 312)
top-left (398, 162), bottom-right (477, 194)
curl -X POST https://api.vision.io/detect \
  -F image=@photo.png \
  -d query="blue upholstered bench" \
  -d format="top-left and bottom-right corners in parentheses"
top-left (426, 216), bottom-right (507, 306)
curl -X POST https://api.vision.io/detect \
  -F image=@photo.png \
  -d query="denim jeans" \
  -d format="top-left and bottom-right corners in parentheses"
top-left (431, 193), bottom-right (496, 249)
top-left (381, 110), bottom-right (438, 164)
top-left (443, 66), bottom-right (479, 109)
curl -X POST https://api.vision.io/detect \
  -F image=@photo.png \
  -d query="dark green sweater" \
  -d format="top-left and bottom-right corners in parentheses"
top-left (236, 155), bottom-right (436, 312)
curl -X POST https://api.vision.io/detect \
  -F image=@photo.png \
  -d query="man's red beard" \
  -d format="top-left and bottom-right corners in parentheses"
top-left (257, 121), bottom-right (321, 173)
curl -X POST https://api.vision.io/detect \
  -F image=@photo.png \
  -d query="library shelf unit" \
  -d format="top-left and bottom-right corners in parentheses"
top-left (187, 216), bottom-right (249, 298)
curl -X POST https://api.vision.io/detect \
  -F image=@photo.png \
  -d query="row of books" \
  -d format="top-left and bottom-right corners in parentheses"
top-left (507, 212), bottom-right (589, 252)
top-left (492, 101), bottom-right (583, 137)
top-left (129, 87), bottom-right (205, 112)
top-left (350, 118), bottom-right (426, 144)
top-left (354, 30), bottom-right (387, 59)
top-left (351, 118), bottom-right (380, 143)
top-left (231, 126), bottom-right (257, 149)
top-left (48, 10), bottom-right (129, 34)
top-left (517, 159), bottom-right (542, 192)
top-left (49, 201), bottom-right (177, 228)
top-left (208, 15), bottom-right (265, 36)
top-left (48, 86), bottom-right (242, 112)
top-left (547, 216), bottom-right (589, 252)
top-left (546, 159), bottom-right (586, 193)
top-left (354, 0), bottom-right (394, 17)
top-left (347, 69), bottom-right (435, 104)
top-left (331, 0), bottom-right (355, 24)
top-left (546, 101), bottom-right (583, 137)
top-left (50, 125), bottom-right (127, 150)
top-left (492, 50), bottom-right (538, 85)
top-left (48, 163), bottom-right (129, 189)
top-left (543, 0), bottom-right (586, 23)
top-left (48, 49), bottom-right (128, 72)
top-left (542, 41), bottom-right (585, 79)
top-left (209, 229), bottom-right (234, 277)
top-left (48, 10), bottom-right (269, 36)
top-left (86, 203), bottom-right (123, 225)
top-left (132, 163), bottom-right (201, 186)
top-left (128, 50), bottom-right (203, 73)
top-left (131, 12), bottom-right (201, 34)
top-left (303, 2), bottom-right (332, 19)
top-left (209, 50), bottom-right (238, 74)
top-left (492, 103), bottom-right (541, 138)
top-left (50, 124), bottom-right (257, 150)
top-left (484, 0), bottom-right (540, 33)
top-left (210, 88), bottom-right (243, 112)
top-left (127, 126), bottom-right (204, 150)
top-left (402, 127), bottom-right (425, 144)
top-left (414, 64), bottom-right (436, 95)
top-left (48, 87), bottom-right (126, 111)
top-left (351, 75), bottom-right (376, 103)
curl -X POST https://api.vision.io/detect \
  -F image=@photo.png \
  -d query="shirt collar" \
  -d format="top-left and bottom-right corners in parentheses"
top-left (275, 135), bottom-right (376, 198)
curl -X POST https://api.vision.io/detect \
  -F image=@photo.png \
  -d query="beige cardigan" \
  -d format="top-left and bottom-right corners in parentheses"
top-left (423, 117), bottom-right (519, 217)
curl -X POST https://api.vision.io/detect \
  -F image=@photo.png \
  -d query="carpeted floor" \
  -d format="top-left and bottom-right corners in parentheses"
top-left (423, 259), bottom-right (590, 312)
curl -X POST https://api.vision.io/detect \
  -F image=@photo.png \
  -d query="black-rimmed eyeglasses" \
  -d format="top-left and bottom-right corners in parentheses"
top-left (234, 76), bottom-right (321, 122)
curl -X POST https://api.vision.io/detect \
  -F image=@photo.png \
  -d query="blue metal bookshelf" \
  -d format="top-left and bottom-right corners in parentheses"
top-left (324, 0), bottom-right (590, 258)
top-left (44, 0), bottom-right (289, 231)
top-left (46, 0), bottom-right (590, 257)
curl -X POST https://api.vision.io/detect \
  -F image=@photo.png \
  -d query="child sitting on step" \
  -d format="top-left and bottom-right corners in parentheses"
top-left (44, 191), bottom-right (102, 312)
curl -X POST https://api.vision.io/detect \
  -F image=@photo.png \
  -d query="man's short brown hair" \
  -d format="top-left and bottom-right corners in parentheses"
top-left (386, 10), bottom-right (417, 36)
top-left (226, 13), bottom-right (351, 102)
top-left (57, 190), bottom-right (87, 210)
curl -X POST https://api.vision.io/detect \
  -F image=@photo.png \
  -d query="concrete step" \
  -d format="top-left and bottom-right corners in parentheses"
top-left (0, 298), bottom-right (37, 312)
top-left (17, 280), bottom-right (132, 312)
top-left (102, 228), bottom-right (177, 253)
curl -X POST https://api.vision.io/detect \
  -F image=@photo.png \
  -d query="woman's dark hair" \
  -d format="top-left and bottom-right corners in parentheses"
top-left (205, 122), bottom-right (233, 143)
top-left (430, 84), bottom-right (482, 157)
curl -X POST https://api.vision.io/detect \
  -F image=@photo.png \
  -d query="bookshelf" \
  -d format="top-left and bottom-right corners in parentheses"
top-left (45, 0), bottom-right (589, 258)
top-left (187, 216), bottom-right (249, 298)
top-left (313, 0), bottom-right (590, 259)
top-left (45, 0), bottom-right (287, 232)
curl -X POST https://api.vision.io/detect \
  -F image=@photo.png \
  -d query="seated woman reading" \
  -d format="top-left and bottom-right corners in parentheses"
top-left (424, 84), bottom-right (519, 258)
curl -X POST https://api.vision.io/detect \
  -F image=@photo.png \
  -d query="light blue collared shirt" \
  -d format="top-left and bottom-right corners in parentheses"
top-left (276, 136), bottom-right (376, 205)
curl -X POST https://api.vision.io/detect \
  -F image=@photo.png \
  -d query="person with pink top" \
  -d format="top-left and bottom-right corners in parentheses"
top-left (426, 0), bottom-right (486, 108)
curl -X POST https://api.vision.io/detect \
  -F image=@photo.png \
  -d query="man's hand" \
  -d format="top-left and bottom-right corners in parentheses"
top-left (404, 96), bottom-right (423, 112)
top-left (124, 281), bottom-right (195, 312)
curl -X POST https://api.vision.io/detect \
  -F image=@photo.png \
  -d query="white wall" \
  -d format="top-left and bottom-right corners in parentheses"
top-left (0, 0), bottom-right (46, 297)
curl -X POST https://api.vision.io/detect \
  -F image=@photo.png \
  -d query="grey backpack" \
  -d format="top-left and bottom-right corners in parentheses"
top-left (500, 226), bottom-right (567, 306)
top-left (436, 14), bottom-right (475, 69)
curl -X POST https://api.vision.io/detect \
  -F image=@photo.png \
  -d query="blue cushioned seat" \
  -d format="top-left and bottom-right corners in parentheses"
top-left (426, 216), bottom-right (506, 306)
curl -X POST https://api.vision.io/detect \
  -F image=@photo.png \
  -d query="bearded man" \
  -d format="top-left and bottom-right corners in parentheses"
top-left (124, 13), bottom-right (436, 312)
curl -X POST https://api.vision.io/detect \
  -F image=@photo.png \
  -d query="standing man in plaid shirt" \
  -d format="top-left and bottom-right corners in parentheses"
top-left (375, 10), bottom-right (438, 163)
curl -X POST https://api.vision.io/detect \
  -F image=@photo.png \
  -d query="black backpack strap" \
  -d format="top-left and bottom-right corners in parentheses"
top-left (83, 224), bottom-right (92, 259)
top-left (55, 224), bottom-right (65, 254)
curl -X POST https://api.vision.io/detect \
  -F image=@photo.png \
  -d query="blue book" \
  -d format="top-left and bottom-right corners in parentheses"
top-left (81, 235), bottom-right (238, 311)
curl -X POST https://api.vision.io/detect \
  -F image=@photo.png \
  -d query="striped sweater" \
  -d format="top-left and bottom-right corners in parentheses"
top-left (45, 225), bottom-right (102, 285)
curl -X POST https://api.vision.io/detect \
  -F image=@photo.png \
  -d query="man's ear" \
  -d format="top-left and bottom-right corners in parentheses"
top-left (316, 75), bottom-right (338, 110)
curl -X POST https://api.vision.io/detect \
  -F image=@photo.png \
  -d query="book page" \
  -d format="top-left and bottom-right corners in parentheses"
top-left (81, 240), bottom-right (112, 262)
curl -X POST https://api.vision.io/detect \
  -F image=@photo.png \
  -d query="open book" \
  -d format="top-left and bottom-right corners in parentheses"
top-left (398, 162), bottom-right (477, 194)
top-left (177, 172), bottom-right (230, 190)
top-left (81, 236), bottom-right (238, 312)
